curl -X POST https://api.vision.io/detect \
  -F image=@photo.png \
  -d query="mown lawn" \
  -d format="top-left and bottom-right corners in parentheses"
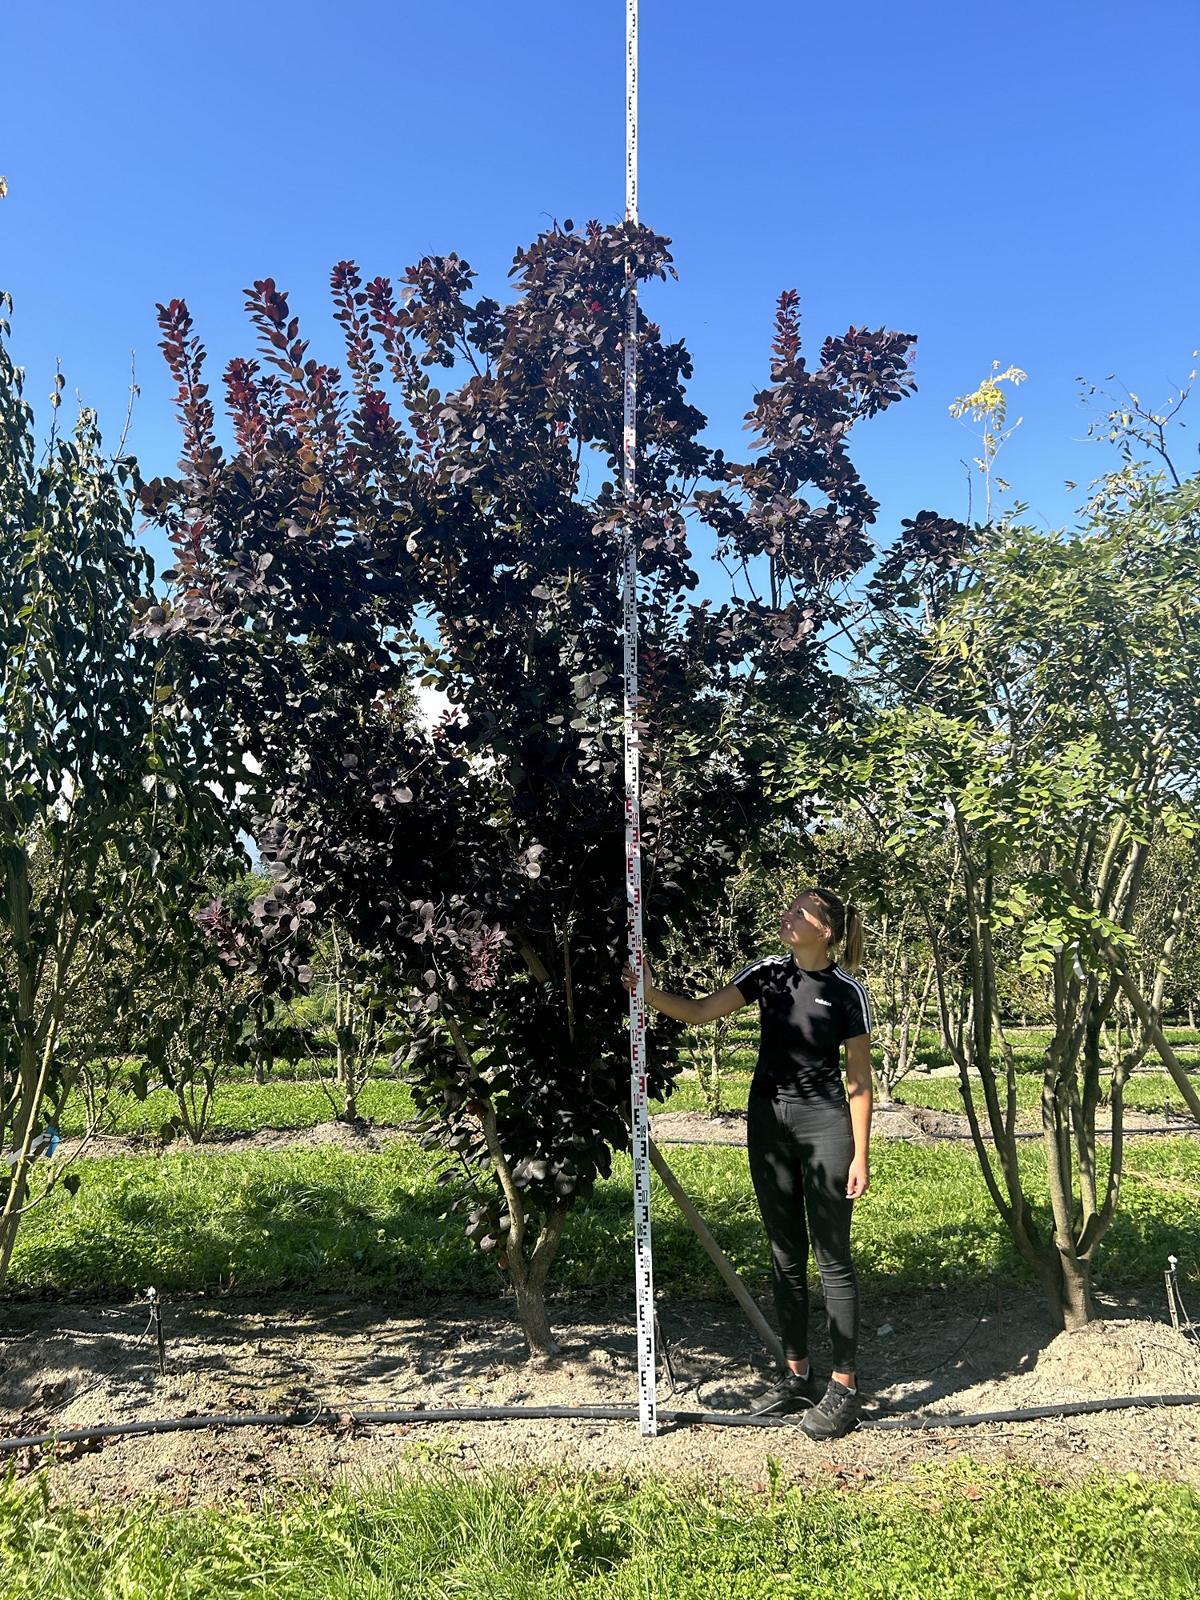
top-left (53, 1063), bottom-right (1198, 1137)
top-left (2, 1462), bottom-right (1197, 1600)
top-left (12, 1136), bottom-right (1199, 1301)
top-left (892, 1071), bottom-right (1195, 1120)
top-left (56, 1079), bottom-right (418, 1140)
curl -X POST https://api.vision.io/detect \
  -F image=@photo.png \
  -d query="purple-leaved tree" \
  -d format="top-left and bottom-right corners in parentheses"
top-left (139, 223), bottom-right (916, 1353)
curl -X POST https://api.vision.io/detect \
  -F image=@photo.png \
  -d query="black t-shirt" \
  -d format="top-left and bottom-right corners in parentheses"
top-left (732, 954), bottom-right (873, 1104)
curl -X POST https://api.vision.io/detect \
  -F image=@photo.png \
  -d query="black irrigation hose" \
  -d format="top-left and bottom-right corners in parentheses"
top-left (862, 1393), bottom-right (1200, 1430)
top-left (5, 1393), bottom-right (1200, 1455)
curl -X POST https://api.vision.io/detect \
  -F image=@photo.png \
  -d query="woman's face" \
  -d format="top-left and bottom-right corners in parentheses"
top-left (779, 891), bottom-right (832, 952)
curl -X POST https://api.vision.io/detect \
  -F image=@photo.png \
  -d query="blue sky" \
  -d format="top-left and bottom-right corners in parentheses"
top-left (3, 0), bottom-right (1197, 593)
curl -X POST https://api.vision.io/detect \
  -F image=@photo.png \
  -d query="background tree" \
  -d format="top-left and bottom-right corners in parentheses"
top-left (1126, 828), bottom-right (1200, 1034)
top-left (798, 814), bottom-right (949, 1095)
top-left (798, 472), bottom-right (1200, 1329)
top-left (0, 299), bottom-right (232, 1286)
top-left (657, 855), bottom-right (787, 1115)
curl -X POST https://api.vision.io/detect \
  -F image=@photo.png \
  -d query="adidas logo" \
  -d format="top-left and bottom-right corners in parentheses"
top-left (814, 998), bottom-right (833, 1008)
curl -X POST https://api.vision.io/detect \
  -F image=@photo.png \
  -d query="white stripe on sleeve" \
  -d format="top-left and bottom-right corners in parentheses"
top-left (834, 966), bottom-right (874, 1033)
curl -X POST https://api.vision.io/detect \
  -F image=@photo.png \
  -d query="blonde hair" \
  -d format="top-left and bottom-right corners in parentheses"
top-left (797, 885), bottom-right (865, 972)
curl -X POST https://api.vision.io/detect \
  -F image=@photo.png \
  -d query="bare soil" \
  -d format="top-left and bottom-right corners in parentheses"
top-left (3, 1286), bottom-right (1199, 1508)
top-left (62, 1120), bottom-right (396, 1162)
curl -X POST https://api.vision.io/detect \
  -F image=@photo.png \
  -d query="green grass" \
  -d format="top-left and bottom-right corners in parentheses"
top-left (57, 1064), bottom-right (1196, 1140)
top-left (894, 1072), bottom-right (1194, 1120)
top-left (12, 1136), bottom-right (1200, 1300)
top-left (57, 1079), bottom-right (417, 1140)
top-left (652, 1070), bottom-right (754, 1113)
top-left (3, 1463), bottom-right (1198, 1600)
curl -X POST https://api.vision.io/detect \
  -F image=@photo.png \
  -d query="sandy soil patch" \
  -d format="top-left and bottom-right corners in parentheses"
top-left (3, 1286), bottom-right (1198, 1507)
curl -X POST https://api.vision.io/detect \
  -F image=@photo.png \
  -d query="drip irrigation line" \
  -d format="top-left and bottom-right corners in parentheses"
top-left (4, 1392), bottom-right (1200, 1456)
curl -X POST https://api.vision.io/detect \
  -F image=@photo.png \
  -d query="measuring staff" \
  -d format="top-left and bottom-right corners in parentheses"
top-left (620, 0), bottom-right (658, 1438)
top-left (623, 885), bottom-right (874, 1441)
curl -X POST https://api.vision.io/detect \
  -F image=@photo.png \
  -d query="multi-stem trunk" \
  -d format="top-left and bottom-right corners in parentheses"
top-left (444, 1011), bottom-right (569, 1358)
top-left (479, 1092), bottom-right (569, 1358)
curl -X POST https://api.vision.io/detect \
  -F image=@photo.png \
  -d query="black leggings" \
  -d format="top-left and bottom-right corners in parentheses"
top-left (746, 1093), bottom-right (859, 1372)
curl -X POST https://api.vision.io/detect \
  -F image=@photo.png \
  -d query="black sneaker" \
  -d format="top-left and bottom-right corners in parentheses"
top-left (800, 1377), bottom-right (861, 1440)
top-left (748, 1367), bottom-right (825, 1416)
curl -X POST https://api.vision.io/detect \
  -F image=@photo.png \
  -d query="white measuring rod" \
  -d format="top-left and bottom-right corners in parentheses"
top-left (622, 0), bottom-right (657, 1440)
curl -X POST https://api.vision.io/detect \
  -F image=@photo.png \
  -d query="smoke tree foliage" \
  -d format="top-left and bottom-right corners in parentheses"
top-left (793, 470), bottom-right (1200, 1330)
top-left (140, 223), bottom-right (916, 1353)
top-left (0, 300), bottom-right (234, 1287)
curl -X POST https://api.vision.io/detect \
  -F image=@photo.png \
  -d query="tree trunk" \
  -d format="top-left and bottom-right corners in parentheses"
top-left (508, 1202), bottom-right (568, 1359)
top-left (1039, 1250), bottom-right (1096, 1332)
top-left (702, 1032), bottom-right (723, 1115)
top-left (1, 850), bottom-right (44, 1292)
top-left (510, 1273), bottom-right (561, 1358)
top-left (1060, 1254), bottom-right (1097, 1330)
top-left (339, 1058), bottom-right (358, 1122)
top-left (444, 1014), bottom-right (566, 1361)
top-left (335, 1033), bottom-right (358, 1121)
top-left (0, 1162), bottom-right (29, 1293)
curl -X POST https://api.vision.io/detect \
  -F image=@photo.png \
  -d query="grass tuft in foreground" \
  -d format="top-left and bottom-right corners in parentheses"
top-left (1, 1461), bottom-right (1197, 1600)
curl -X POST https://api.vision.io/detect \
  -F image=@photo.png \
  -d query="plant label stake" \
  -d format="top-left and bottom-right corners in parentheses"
top-left (622, 0), bottom-right (657, 1439)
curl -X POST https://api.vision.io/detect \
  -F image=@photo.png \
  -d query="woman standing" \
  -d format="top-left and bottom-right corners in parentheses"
top-left (623, 886), bottom-right (872, 1440)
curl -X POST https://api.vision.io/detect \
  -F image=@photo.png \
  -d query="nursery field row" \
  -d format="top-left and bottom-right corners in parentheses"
top-left (60, 1080), bottom-right (419, 1141)
top-left (891, 1072), bottom-right (1195, 1121)
top-left (78, 1026), bottom-right (1200, 1092)
top-left (14, 1137), bottom-right (1200, 1301)
top-left (55, 1067), bottom-right (1198, 1142)
top-left (2, 1462), bottom-right (1197, 1600)
top-left (662, 1069), bottom-right (1196, 1121)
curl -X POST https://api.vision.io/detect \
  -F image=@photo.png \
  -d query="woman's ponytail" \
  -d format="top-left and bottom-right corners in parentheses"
top-left (842, 904), bottom-right (865, 973)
